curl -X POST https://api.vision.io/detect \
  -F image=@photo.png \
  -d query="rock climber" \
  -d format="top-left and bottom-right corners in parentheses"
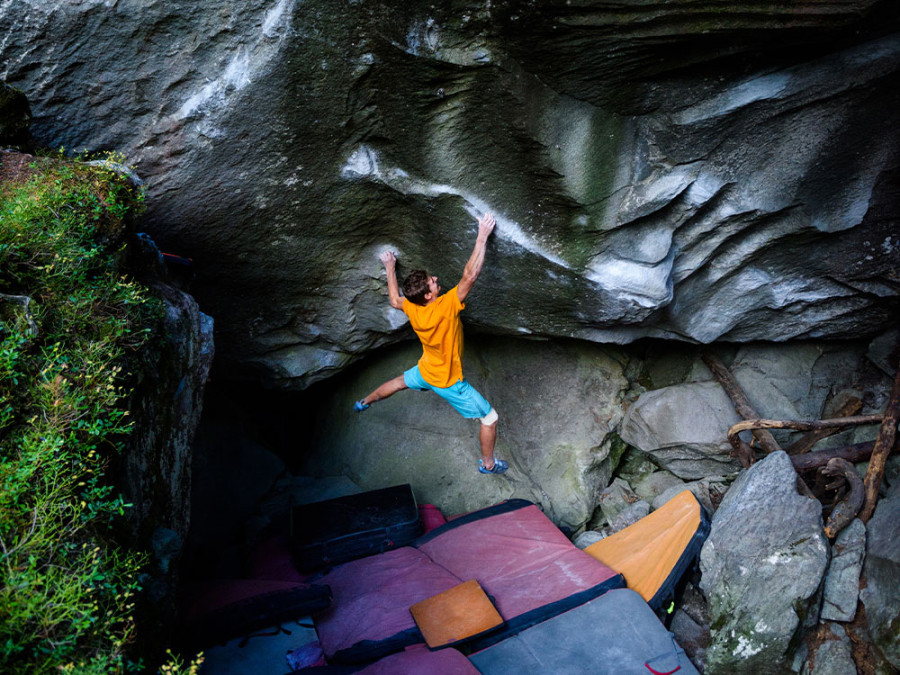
top-left (354, 212), bottom-right (507, 474)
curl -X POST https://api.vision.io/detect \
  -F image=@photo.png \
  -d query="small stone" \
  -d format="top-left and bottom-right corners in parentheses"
top-left (860, 485), bottom-right (900, 668)
top-left (634, 470), bottom-right (685, 504)
top-left (670, 609), bottom-right (709, 671)
top-left (596, 477), bottom-right (639, 526)
top-left (573, 530), bottom-right (606, 549)
top-left (608, 499), bottom-right (650, 534)
top-left (651, 479), bottom-right (712, 514)
top-left (803, 624), bottom-right (856, 675)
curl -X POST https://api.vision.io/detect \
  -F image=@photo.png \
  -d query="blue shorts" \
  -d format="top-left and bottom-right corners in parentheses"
top-left (404, 365), bottom-right (493, 419)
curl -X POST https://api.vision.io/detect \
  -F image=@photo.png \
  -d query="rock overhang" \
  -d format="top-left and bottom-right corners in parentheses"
top-left (2, 0), bottom-right (898, 388)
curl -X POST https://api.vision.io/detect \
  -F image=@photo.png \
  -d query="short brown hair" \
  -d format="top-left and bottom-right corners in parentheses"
top-left (403, 270), bottom-right (431, 306)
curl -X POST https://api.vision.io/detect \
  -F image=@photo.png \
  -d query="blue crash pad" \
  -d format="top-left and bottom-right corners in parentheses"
top-left (468, 588), bottom-right (699, 675)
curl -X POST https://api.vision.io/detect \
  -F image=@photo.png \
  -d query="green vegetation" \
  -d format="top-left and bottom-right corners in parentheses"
top-left (0, 153), bottom-right (162, 673)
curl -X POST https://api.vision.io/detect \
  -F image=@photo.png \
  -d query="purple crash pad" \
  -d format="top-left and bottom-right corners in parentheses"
top-left (315, 547), bottom-right (461, 661)
top-left (357, 644), bottom-right (478, 675)
top-left (314, 500), bottom-right (624, 664)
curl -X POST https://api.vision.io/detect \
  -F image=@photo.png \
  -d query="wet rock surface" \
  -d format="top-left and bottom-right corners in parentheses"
top-left (2, 1), bottom-right (898, 387)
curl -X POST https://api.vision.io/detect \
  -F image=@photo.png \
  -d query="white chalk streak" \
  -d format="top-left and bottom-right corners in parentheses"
top-left (341, 144), bottom-right (570, 268)
top-left (176, 0), bottom-right (296, 121)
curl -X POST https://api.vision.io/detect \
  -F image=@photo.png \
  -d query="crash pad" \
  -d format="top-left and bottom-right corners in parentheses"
top-left (314, 546), bottom-right (462, 663)
top-left (291, 484), bottom-right (422, 571)
top-left (410, 579), bottom-right (503, 648)
top-left (179, 579), bottom-right (331, 650)
top-left (315, 499), bottom-right (623, 664)
top-left (290, 644), bottom-right (479, 674)
top-left (584, 490), bottom-right (710, 611)
top-left (469, 588), bottom-right (699, 674)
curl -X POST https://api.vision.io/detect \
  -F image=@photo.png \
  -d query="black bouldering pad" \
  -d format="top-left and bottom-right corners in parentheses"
top-left (290, 484), bottom-right (422, 571)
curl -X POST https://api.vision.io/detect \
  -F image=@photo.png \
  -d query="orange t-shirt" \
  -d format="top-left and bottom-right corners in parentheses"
top-left (403, 286), bottom-right (465, 388)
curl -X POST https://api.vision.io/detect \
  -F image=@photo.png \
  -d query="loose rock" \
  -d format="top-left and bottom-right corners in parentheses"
top-left (820, 519), bottom-right (866, 623)
top-left (700, 451), bottom-right (830, 674)
top-left (803, 624), bottom-right (857, 675)
top-left (859, 483), bottom-right (900, 669)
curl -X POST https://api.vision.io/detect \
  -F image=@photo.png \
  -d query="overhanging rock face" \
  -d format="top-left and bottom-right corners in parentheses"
top-left (2, 1), bottom-right (898, 388)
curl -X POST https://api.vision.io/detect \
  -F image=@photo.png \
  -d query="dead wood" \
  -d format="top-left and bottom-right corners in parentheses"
top-left (786, 397), bottom-right (863, 455)
top-left (859, 367), bottom-right (900, 523)
top-left (791, 441), bottom-right (877, 473)
top-left (729, 436), bottom-right (756, 469)
top-left (702, 352), bottom-right (780, 463)
top-left (727, 415), bottom-right (883, 446)
top-left (821, 458), bottom-right (865, 538)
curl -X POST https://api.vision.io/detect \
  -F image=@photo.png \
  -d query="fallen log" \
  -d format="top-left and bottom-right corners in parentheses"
top-left (791, 441), bottom-right (877, 473)
top-left (859, 367), bottom-right (900, 523)
top-left (702, 353), bottom-right (781, 457)
top-left (785, 396), bottom-right (863, 455)
top-left (727, 415), bottom-right (883, 446)
top-left (821, 458), bottom-right (865, 538)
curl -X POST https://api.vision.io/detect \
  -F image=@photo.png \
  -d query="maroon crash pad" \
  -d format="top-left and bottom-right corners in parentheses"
top-left (314, 499), bottom-right (624, 664)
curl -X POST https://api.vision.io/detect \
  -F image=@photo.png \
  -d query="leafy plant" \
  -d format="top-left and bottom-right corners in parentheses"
top-left (0, 152), bottom-right (163, 673)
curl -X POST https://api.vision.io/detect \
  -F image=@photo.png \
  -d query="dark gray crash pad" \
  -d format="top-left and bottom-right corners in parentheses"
top-left (469, 588), bottom-right (698, 675)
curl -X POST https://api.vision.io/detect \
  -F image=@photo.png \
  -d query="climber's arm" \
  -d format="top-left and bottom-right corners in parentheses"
top-left (457, 212), bottom-right (495, 302)
top-left (380, 251), bottom-right (404, 310)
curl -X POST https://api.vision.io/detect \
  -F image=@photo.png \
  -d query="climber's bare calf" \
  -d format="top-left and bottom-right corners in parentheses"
top-left (360, 375), bottom-right (407, 406)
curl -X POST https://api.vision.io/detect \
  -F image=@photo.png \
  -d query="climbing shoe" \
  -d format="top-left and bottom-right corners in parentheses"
top-left (353, 399), bottom-right (370, 412)
top-left (478, 459), bottom-right (508, 475)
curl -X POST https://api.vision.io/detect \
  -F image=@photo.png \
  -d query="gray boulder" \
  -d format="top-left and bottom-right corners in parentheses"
top-left (615, 447), bottom-right (663, 485)
top-left (652, 479), bottom-right (719, 516)
top-left (729, 342), bottom-right (889, 449)
top-left (620, 381), bottom-right (744, 479)
top-left (302, 336), bottom-right (629, 529)
top-left (867, 327), bottom-right (900, 378)
top-left (700, 451), bottom-right (830, 674)
top-left (670, 610), bottom-right (709, 673)
top-left (860, 483), bottom-right (900, 669)
top-left (126, 274), bottom-right (215, 544)
top-left (727, 344), bottom-right (823, 447)
top-left (821, 518), bottom-right (866, 623)
top-left (671, 582), bottom-right (712, 672)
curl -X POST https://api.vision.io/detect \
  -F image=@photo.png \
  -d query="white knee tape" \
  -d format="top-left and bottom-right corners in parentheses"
top-left (481, 408), bottom-right (498, 425)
